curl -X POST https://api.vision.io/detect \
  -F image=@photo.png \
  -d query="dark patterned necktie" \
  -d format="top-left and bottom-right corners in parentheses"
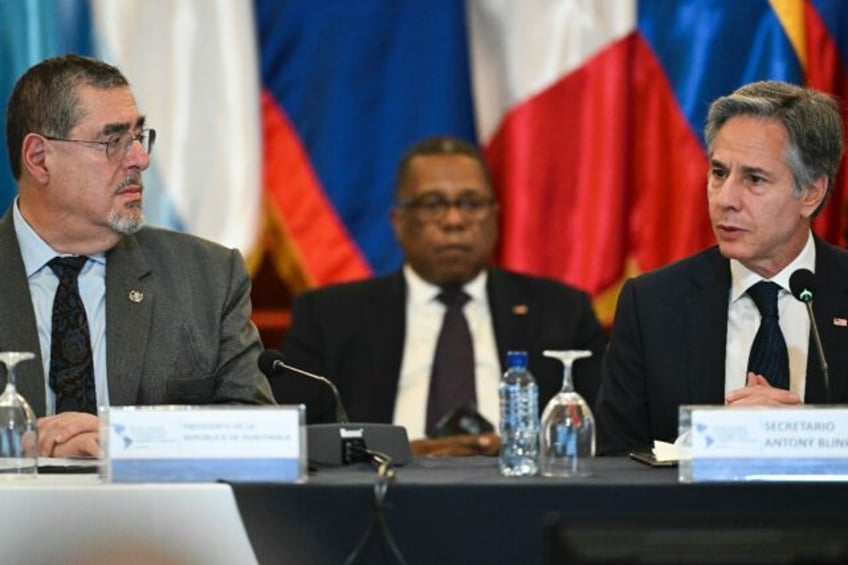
top-left (426, 288), bottom-right (476, 436)
top-left (747, 281), bottom-right (790, 390)
top-left (48, 256), bottom-right (97, 414)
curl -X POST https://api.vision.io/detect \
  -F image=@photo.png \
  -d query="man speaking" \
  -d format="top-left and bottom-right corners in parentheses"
top-left (596, 80), bottom-right (848, 455)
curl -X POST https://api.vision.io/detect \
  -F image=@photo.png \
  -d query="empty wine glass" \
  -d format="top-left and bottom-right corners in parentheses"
top-left (0, 351), bottom-right (38, 478)
top-left (539, 350), bottom-right (594, 477)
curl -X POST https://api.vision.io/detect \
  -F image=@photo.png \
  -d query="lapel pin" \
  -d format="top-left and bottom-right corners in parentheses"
top-left (833, 317), bottom-right (847, 327)
top-left (512, 304), bottom-right (529, 315)
top-left (129, 290), bottom-right (144, 303)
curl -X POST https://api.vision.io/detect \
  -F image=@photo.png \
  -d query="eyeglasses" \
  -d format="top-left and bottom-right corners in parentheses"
top-left (397, 193), bottom-right (496, 222)
top-left (41, 128), bottom-right (156, 161)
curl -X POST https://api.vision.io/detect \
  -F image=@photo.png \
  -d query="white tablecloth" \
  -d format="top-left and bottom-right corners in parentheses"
top-left (0, 474), bottom-right (257, 564)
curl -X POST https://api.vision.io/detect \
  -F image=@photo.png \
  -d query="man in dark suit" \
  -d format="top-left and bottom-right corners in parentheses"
top-left (276, 136), bottom-right (606, 452)
top-left (596, 80), bottom-right (848, 455)
top-left (2, 55), bottom-right (273, 457)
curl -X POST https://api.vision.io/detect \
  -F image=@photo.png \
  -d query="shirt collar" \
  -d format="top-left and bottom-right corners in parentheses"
top-left (729, 230), bottom-right (816, 302)
top-left (13, 198), bottom-right (106, 277)
top-left (402, 264), bottom-right (488, 305)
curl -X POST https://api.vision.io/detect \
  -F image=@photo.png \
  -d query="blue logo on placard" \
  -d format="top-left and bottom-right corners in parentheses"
top-left (112, 423), bottom-right (133, 449)
top-left (695, 423), bottom-right (715, 448)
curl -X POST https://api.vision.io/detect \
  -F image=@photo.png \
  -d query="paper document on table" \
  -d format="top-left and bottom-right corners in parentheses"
top-left (653, 440), bottom-right (681, 462)
top-left (39, 457), bottom-right (99, 468)
top-left (653, 429), bottom-right (693, 462)
top-left (37, 457), bottom-right (100, 474)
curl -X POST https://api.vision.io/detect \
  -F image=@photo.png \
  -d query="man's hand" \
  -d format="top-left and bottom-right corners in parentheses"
top-left (37, 412), bottom-right (100, 457)
top-left (725, 372), bottom-right (801, 406)
top-left (410, 432), bottom-right (501, 457)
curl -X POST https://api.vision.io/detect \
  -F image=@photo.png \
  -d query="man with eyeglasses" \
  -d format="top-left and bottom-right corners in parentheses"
top-left (1, 54), bottom-right (273, 457)
top-left (275, 136), bottom-right (605, 455)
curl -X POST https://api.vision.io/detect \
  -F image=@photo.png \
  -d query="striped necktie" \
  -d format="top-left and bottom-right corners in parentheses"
top-left (746, 281), bottom-right (790, 390)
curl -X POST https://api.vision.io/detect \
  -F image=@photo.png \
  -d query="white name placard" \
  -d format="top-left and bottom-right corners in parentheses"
top-left (100, 405), bottom-right (306, 483)
top-left (679, 405), bottom-right (848, 482)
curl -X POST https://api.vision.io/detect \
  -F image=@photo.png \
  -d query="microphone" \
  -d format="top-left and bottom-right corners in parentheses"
top-left (258, 350), bottom-right (411, 467)
top-left (789, 268), bottom-right (830, 402)
top-left (258, 350), bottom-right (349, 423)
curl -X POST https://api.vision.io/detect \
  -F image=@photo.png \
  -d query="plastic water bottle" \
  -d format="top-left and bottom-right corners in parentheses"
top-left (499, 350), bottom-right (539, 476)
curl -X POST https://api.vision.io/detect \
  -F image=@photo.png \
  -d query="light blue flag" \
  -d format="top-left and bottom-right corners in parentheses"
top-left (0, 0), bottom-right (93, 210)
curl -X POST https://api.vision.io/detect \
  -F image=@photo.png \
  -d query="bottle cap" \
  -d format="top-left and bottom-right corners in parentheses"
top-left (506, 350), bottom-right (528, 368)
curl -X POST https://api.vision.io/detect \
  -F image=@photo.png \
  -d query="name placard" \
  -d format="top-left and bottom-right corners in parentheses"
top-left (100, 405), bottom-right (306, 483)
top-left (678, 405), bottom-right (848, 482)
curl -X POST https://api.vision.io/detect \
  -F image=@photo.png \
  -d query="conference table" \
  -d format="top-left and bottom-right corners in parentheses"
top-left (233, 456), bottom-right (848, 564)
top-left (4, 457), bottom-right (848, 564)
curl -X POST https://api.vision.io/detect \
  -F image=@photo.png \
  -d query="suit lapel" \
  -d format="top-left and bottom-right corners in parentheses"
top-left (806, 239), bottom-right (848, 403)
top-left (685, 249), bottom-right (730, 404)
top-left (488, 268), bottom-right (530, 373)
top-left (363, 272), bottom-right (406, 421)
top-left (0, 209), bottom-right (46, 415)
top-left (104, 234), bottom-right (154, 405)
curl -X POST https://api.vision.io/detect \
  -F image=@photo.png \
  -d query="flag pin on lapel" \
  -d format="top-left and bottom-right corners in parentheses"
top-left (128, 290), bottom-right (144, 303)
top-left (512, 304), bottom-right (529, 315)
top-left (834, 317), bottom-right (848, 327)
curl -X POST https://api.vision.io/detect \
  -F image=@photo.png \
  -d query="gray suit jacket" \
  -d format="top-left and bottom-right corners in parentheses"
top-left (0, 208), bottom-right (273, 416)
top-left (596, 238), bottom-right (848, 454)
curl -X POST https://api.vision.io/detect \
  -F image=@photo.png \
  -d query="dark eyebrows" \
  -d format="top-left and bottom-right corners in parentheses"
top-left (709, 157), bottom-right (771, 179)
top-left (411, 189), bottom-right (491, 201)
top-left (100, 116), bottom-right (147, 137)
top-left (708, 156), bottom-right (726, 169)
top-left (740, 165), bottom-right (770, 178)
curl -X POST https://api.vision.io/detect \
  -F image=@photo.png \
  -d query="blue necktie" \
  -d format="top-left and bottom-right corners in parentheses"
top-left (747, 281), bottom-right (790, 390)
top-left (48, 256), bottom-right (97, 414)
top-left (426, 288), bottom-right (476, 436)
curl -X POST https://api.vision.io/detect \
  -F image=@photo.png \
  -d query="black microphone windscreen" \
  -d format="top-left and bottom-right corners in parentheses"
top-left (789, 268), bottom-right (816, 303)
top-left (258, 349), bottom-right (285, 376)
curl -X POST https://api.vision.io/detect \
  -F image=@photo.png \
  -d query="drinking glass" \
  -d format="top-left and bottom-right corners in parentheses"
top-left (539, 350), bottom-right (594, 477)
top-left (0, 351), bottom-right (38, 477)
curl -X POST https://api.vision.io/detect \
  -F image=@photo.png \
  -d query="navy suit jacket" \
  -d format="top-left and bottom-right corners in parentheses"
top-left (276, 268), bottom-right (607, 426)
top-left (596, 238), bottom-right (848, 454)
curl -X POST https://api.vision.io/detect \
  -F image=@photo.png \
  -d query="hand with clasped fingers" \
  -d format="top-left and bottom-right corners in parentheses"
top-left (725, 372), bottom-right (801, 406)
top-left (37, 412), bottom-right (100, 457)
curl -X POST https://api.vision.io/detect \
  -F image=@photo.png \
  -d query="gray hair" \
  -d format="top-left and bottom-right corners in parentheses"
top-left (704, 80), bottom-right (844, 218)
top-left (6, 54), bottom-right (128, 179)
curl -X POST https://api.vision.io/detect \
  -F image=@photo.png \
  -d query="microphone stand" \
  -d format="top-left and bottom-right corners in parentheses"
top-left (275, 360), bottom-right (350, 423)
top-left (264, 356), bottom-right (411, 467)
top-left (789, 270), bottom-right (831, 404)
top-left (804, 302), bottom-right (831, 403)
top-left (260, 351), bottom-right (410, 563)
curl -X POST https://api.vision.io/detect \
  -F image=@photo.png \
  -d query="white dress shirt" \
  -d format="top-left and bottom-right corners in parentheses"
top-left (724, 232), bottom-right (815, 398)
top-left (13, 200), bottom-right (109, 414)
top-left (393, 265), bottom-right (502, 439)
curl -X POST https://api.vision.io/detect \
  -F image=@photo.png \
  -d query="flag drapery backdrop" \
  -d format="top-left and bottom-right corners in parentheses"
top-left (2, 0), bottom-right (847, 323)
